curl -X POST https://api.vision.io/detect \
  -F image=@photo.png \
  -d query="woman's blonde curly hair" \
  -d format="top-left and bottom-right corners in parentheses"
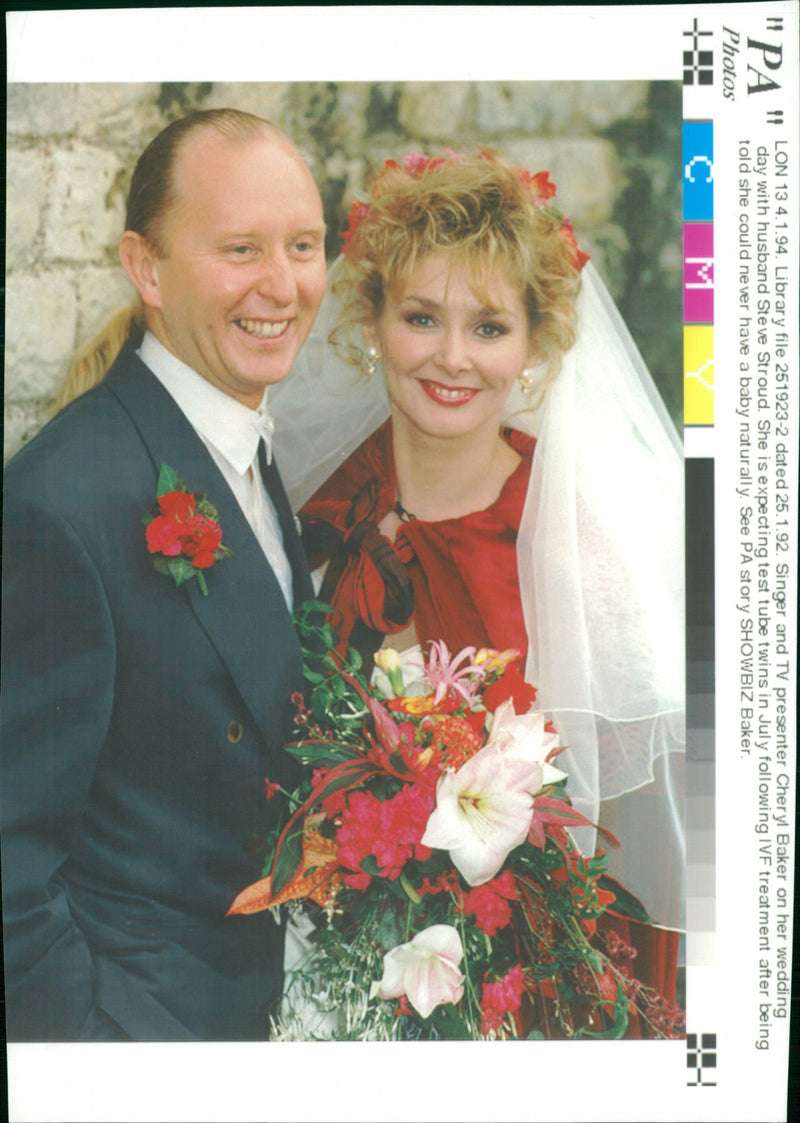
top-left (330, 149), bottom-right (584, 393)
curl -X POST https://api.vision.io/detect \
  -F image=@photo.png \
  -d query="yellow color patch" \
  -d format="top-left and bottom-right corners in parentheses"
top-left (684, 325), bottom-right (714, 425)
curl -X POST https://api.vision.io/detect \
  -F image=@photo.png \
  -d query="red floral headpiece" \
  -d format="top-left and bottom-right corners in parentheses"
top-left (341, 149), bottom-right (589, 271)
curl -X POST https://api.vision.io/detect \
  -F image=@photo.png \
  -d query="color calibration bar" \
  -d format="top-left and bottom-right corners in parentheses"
top-left (684, 120), bottom-right (714, 427)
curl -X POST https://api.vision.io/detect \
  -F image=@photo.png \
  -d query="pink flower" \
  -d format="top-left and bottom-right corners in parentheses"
top-left (335, 790), bottom-right (383, 883)
top-left (480, 964), bottom-right (526, 1034)
top-left (456, 870), bottom-right (519, 936)
top-left (421, 743), bottom-right (542, 885)
top-left (335, 783), bottom-right (434, 884)
top-left (373, 924), bottom-right (465, 1019)
top-left (489, 700), bottom-right (565, 786)
top-left (424, 640), bottom-right (484, 706)
top-left (372, 783), bottom-right (435, 877)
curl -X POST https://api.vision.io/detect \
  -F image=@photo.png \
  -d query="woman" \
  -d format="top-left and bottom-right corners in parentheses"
top-left (272, 150), bottom-right (685, 953)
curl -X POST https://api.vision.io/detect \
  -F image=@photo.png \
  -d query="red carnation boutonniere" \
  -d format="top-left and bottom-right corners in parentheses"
top-left (142, 463), bottom-right (233, 596)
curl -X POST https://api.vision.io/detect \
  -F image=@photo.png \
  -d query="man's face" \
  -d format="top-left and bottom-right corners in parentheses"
top-left (143, 130), bottom-right (327, 407)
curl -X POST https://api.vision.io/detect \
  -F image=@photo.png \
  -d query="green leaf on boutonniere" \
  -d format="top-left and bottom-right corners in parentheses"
top-left (166, 556), bottom-right (199, 587)
top-left (156, 462), bottom-right (182, 497)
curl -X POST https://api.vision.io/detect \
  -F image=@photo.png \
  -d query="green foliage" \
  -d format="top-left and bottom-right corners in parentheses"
top-left (156, 462), bottom-right (181, 496)
top-left (293, 600), bottom-right (371, 743)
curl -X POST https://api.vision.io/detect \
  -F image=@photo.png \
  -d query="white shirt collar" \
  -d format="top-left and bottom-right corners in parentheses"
top-left (138, 331), bottom-right (276, 474)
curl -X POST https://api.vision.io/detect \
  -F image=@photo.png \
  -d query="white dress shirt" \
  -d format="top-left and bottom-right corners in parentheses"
top-left (138, 332), bottom-right (294, 610)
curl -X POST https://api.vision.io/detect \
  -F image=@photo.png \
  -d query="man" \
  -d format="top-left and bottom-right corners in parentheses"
top-left (1, 110), bottom-right (327, 1040)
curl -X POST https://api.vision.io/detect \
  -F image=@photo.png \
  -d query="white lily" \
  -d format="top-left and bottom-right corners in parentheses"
top-left (372, 924), bottom-right (465, 1019)
top-left (421, 743), bottom-right (543, 886)
top-left (489, 699), bottom-right (567, 786)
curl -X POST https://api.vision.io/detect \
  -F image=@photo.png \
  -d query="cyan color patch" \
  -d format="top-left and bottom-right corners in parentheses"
top-left (683, 121), bottom-right (714, 221)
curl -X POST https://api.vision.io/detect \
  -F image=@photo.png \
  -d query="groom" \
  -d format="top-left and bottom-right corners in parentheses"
top-left (1, 110), bottom-right (326, 1040)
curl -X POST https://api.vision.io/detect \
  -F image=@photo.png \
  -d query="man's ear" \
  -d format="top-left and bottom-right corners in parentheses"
top-left (119, 231), bottom-right (163, 310)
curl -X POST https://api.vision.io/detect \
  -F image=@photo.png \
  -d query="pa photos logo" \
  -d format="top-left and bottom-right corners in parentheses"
top-left (684, 15), bottom-right (787, 119)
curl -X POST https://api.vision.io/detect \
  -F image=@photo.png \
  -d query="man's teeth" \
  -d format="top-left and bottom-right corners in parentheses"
top-left (237, 319), bottom-right (288, 339)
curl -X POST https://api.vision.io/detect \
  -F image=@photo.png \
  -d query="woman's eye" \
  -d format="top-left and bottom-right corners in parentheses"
top-left (476, 322), bottom-right (506, 338)
top-left (405, 313), bottom-right (436, 328)
top-left (229, 244), bottom-right (254, 257)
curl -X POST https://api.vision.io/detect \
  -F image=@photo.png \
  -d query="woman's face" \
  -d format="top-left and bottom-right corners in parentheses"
top-left (364, 254), bottom-right (536, 443)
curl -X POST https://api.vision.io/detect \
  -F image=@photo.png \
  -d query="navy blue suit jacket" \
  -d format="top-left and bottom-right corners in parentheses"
top-left (1, 342), bottom-right (312, 1040)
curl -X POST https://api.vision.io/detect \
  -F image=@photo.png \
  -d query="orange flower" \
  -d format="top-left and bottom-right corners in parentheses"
top-left (386, 692), bottom-right (461, 716)
top-left (427, 713), bottom-right (485, 770)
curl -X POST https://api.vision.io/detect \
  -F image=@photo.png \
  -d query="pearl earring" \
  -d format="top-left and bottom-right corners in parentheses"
top-left (518, 367), bottom-right (537, 394)
top-left (365, 346), bottom-right (380, 377)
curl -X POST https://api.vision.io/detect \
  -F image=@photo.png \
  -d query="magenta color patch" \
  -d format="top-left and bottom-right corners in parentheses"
top-left (684, 223), bottom-right (714, 323)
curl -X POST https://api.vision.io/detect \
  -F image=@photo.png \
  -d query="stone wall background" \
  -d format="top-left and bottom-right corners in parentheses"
top-left (5, 80), bottom-right (682, 459)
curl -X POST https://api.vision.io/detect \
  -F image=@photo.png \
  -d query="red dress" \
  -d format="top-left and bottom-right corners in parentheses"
top-left (300, 419), bottom-right (533, 662)
top-left (299, 419), bottom-right (682, 1023)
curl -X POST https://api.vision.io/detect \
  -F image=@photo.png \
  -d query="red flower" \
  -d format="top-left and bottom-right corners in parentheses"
top-left (341, 199), bottom-right (371, 254)
top-left (418, 870), bottom-right (460, 898)
top-left (180, 515), bottom-right (223, 568)
top-left (157, 489), bottom-right (195, 521)
top-left (480, 964), bottom-right (526, 1034)
top-left (343, 871), bottom-right (371, 891)
top-left (335, 782), bottom-right (435, 885)
top-left (402, 151), bottom-right (448, 176)
top-left (426, 713), bottom-right (485, 770)
top-left (145, 515), bottom-right (183, 557)
top-left (335, 790), bottom-right (383, 884)
top-left (517, 167), bottom-right (557, 203)
top-left (264, 779), bottom-right (281, 801)
top-left (143, 465), bottom-right (232, 595)
top-left (483, 663), bottom-right (537, 714)
top-left (561, 217), bottom-right (591, 270)
top-left (455, 869), bottom-right (519, 936)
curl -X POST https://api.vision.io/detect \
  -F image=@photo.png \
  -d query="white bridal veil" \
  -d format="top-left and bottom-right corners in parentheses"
top-left (272, 261), bottom-right (686, 930)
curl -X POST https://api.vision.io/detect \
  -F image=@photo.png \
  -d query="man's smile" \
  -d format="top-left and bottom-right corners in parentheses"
top-left (234, 318), bottom-right (290, 340)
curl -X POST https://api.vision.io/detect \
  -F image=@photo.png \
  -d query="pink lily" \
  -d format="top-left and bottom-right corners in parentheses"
top-left (489, 700), bottom-right (566, 786)
top-left (422, 744), bottom-right (543, 885)
top-left (424, 640), bottom-right (485, 706)
top-left (372, 924), bottom-right (465, 1018)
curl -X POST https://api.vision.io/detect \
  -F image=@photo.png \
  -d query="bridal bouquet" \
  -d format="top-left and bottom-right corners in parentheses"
top-left (229, 602), bottom-right (684, 1041)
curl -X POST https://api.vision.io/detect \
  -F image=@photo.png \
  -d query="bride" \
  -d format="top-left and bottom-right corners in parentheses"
top-left (272, 149), bottom-right (685, 1015)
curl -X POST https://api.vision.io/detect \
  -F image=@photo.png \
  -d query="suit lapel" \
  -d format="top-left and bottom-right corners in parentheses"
top-left (105, 345), bottom-right (306, 751)
top-left (259, 447), bottom-right (314, 605)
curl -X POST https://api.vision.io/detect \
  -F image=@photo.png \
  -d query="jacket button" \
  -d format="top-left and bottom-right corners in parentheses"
top-left (226, 720), bottom-right (243, 744)
top-left (244, 833), bottom-right (267, 855)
